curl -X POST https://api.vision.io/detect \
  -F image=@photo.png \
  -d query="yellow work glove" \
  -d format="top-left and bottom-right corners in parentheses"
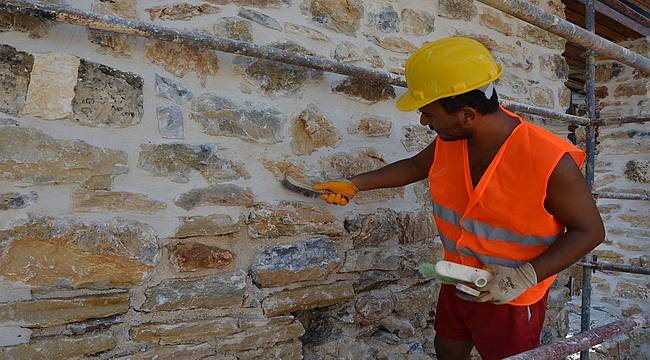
top-left (475, 263), bottom-right (537, 305)
top-left (312, 179), bottom-right (359, 206)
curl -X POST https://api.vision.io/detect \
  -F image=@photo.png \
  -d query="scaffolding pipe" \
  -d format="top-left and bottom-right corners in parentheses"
top-left (580, 1), bottom-right (597, 358)
top-left (598, 114), bottom-right (650, 126)
top-left (578, 261), bottom-right (650, 275)
top-left (475, 0), bottom-right (650, 73)
top-left (594, 191), bottom-right (650, 201)
top-left (0, 0), bottom-right (618, 126)
top-left (597, 0), bottom-right (650, 29)
top-left (505, 312), bottom-right (650, 360)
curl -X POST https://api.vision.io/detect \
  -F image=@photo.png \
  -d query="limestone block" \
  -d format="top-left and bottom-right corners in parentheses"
top-left (365, 33), bottom-right (417, 54)
top-left (332, 41), bottom-right (363, 62)
top-left (138, 143), bottom-right (249, 184)
top-left (344, 209), bottom-right (401, 247)
top-left (614, 281), bottom-right (649, 301)
top-left (140, 270), bottom-right (246, 311)
top-left (20, 53), bottom-right (79, 120)
top-left (353, 270), bottom-right (400, 293)
top-left (72, 190), bottom-right (166, 214)
top-left (595, 62), bottom-right (625, 83)
top-left (285, 22), bottom-right (330, 41)
top-left (262, 281), bottom-right (354, 316)
top-left (303, 0), bottom-right (363, 35)
top-left (0, 326), bottom-right (31, 346)
top-left (174, 184), bottom-right (255, 210)
top-left (168, 242), bottom-right (235, 272)
top-left (530, 87), bottom-right (555, 108)
top-left (517, 24), bottom-right (565, 50)
top-left (332, 78), bottom-right (395, 104)
top-left (146, 3), bottom-right (221, 20)
top-left (366, 5), bottom-right (399, 33)
top-left (89, 0), bottom-right (137, 56)
top-left (0, 333), bottom-right (116, 359)
top-left (341, 247), bottom-right (401, 272)
top-left (155, 74), bottom-right (193, 105)
top-left (0, 191), bottom-right (37, 210)
top-left (216, 320), bottom-right (305, 352)
top-left (206, 0), bottom-right (289, 6)
top-left (400, 9), bottom-right (434, 36)
top-left (479, 8), bottom-right (513, 36)
top-left (246, 201), bottom-right (345, 238)
top-left (438, 0), bottom-right (478, 21)
top-left (614, 81), bottom-right (649, 97)
top-left (190, 94), bottom-right (285, 142)
top-left (130, 317), bottom-right (238, 344)
top-left (250, 238), bottom-right (341, 287)
top-left (290, 104), bottom-right (341, 155)
top-left (540, 54), bottom-right (569, 80)
top-left (72, 60), bottom-right (143, 127)
top-left (0, 0), bottom-right (59, 38)
top-left (234, 340), bottom-right (302, 359)
top-left (174, 214), bottom-right (241, 238)
top-left (0, 125), bottom-right (128, 185)
top-left (348, 114), bottom-right (392, 138)
top-left (145, 40), bottom-right (219, 86)
top-left (354, 294), bottom-right (394, 324)
top-left (157, 105), bottom-right (184, 139)
top-left (238, 8), bottom-right (282, 31)
top-left (364, 47), bottom-right (385, 68)
top-left (0, 45), bottom-right (33, 115)
top-left (213, 17), bottom-right (253, 42)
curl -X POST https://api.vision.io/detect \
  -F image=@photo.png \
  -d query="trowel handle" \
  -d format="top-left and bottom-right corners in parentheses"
top-left (435, 261), bottom-right (493, 288)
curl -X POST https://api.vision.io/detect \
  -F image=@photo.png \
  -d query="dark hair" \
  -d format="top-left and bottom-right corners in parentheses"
top-left (439, 89), bottom-right (499, 115)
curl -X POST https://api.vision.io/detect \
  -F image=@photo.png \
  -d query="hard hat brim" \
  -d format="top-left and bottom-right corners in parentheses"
top-left (395, 90), bottom-right (432, 112)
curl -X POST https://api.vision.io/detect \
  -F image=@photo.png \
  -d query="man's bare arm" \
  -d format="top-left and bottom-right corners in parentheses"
top-left (351, 139), bottom-right (436, 191)
top-left (531, 154), bottom-right (605, 281)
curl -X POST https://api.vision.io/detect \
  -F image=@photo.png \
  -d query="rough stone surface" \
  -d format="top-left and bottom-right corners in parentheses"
top-left (540, 54), bottom-right (569, 80)
top-left (367, 5), bottom-right (399, 33)
top-left (168, 242), bottom-right (235, 272)
top-left (190, 94), bottom-right (285, 143)
top-left (517, 24), bottom-right (565, 50)
top-left (400, 9), bottom-right (434, 36)
top-left (234, 340), bottom-right (302, 359)
top-left (138, 143), bottom-right (249, 184)
top-left (0, 293), bottom-right (129, 327)
top-left (364, 47), bottom-right (385, 68)
top-left (332, 41), bottom-right (363, 62)
top-left (595, 62), bottom-right (624, 83)
top-left (0, 45), bottom-right (33, 115)
top-left (365, 33), bottom-right (417, 54)
top-left (206, 0), bottom-right (290, 7)
top-left (145, 40), bottom-right (220, 86)
top-left (246, 201), bottom-right (345, 238)
top-left (261, 159), bottom-right (311, 184)
top-left (0, 8), bottom-right (56, 38)
top-left (353, 270), bottom-right (400, 293)
top-left (340, 247), bottom-right (401, 272)
top-left (238, 8), bottom-right (282, 31)
top-left (303, 0), bottom-right (363, 35)
top-left (348, 114), bottom-right (392, 137)
top-left (130, 317), bottom-right (239, 345)
top-left (354, 294), bottom-right (394, 324)
top-left (285, 22), bottom-right (330, 41)
top-left (0, 191), bottom-right (37, 210)
top-left (215, 319), bottom-right (305, 352)
top-left (251, 238), bottom-right (340, 287)
top-left (624, 160), bottom-right (649, 183)
top-left (614, 281), bottom-right (649, 301)
top-left (157, 105), bottom-right (184, 139)
top-left (0, 125), bottom-right (128, 185)
top-left (174, 214), bottom-right (241, 238)
top-left (479, 8), bottom-right (513, 36)
top-left (0, 326), bottom-right (31, 346)
top-left (0, 216), bottom-right (158, 288)
top-left (320, 148), bottom-right (404, 203)
top-left (72, 60), bottom-right (143, 127)
top-left (141, 270), bottom-right (246, 311)
top-left (20, 53), bottom-right (79, 120)
top-left (614, 81), bottom-right (648, 97)
top-left (262, 281), bottom-right (355, 316)
top-left (146, 3), bottom-right (221, 20)
top-left (155, 74), bottom-right (193, 105)
top-left (72, 190), bottom-right (166, 214)
top-left (438, 0), bottom-right (478, 21)
top-left (89, 0), bottom-right (137, 57)
top-left (344, 209), bottom-right (401, 247)
top-left (233, 41), bottom-right (322, 97)
top-left (174, 184), bottom-right (255, 210)
top-left (290, 104), bottom-right (341, 155)
top-left (332, 78), bottom-right (395, 104)
top-left (530, 87), bottom-right (554, 108)
top-left (399, 211), bottom-right (437, 244)
top-left (0, 333), bottom-right (116, 359)
top-left (213, 17), bottom-right (253, 42)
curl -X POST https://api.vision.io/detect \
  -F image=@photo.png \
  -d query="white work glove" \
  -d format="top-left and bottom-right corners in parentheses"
top-left (475, 263), bottom-right (537, 305)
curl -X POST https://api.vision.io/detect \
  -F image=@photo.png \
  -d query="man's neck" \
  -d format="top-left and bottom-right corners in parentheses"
top-left (467, 108), bottom-right (520, 152)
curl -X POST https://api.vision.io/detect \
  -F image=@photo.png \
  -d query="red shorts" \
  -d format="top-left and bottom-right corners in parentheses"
top-left (434, 284), bottom-right (548, 360)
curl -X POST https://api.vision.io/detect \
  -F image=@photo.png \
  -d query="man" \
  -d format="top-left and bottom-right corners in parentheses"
top-left (313, 37), bottom-right (605, 359)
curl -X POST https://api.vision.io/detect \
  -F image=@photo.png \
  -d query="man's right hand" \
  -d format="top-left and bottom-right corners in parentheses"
top-left (313, 179), bottom-right (359, 206)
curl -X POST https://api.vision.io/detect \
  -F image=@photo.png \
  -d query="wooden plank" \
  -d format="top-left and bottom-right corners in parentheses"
top-left (574, 0), bottom-right (650, 36)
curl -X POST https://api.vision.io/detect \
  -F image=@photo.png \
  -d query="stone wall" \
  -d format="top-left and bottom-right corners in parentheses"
top-left (1, 0), bottom-right (642, 359)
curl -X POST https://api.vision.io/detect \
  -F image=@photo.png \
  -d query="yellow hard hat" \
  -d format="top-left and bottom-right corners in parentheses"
top-left (395, 37), bottom-right (503, 112)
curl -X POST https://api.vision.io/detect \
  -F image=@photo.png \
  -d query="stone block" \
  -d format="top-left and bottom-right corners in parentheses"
top-left (130, 317), bottom-right (238, 345)
top-left (246, 201), bottom-right (345, 238)
top-left (72, 60), bottom-right (143, 127)
top-left (348, 114), bottom-right (392, 138)
top-left (540, 54), bottom-right (569, 80)
top-left (207, 0), bottom-right (289, 7)
top-left (190, 94), bottom-right (285, 142)
top-left (145, 40), bottom-right (219, 86)
top-left (344, 209), bottom-right (401, 247)
top-left (251, 238), bottom-right (341, 287)
top-left (332, 41), bottom-right (363, 62)
top-left (168, 242), bottom-right (235, 272)
top-left (146, 3), bottom-right (221, 20)
top-left (614, 81), bottom-right (648, 97)
top-left (517, 24), bottom-right (565, 49)
top-left (365, 33), bottom-right (417, 53)
top-left (234, 340), bottom-right (302, 360)
top-left (332, 78), bottom-right (395, 104)
top-left (0, 1), bottom-right (58, 38)
top-left (0, 333), bottom-right (116, 359)
top-left (479, 8), bottom-right (513, 36)
top-left (72, 190), bottom-right (166, 214)
top-left (341, 247), bottom-right (401, 272)
top-left (262, 281), bottom-right (355, 316)
top-left (624, 160), bottom-right (649, 183)
top-left (174, 214), bottom-right (242, 238)
top-left (0, 326), bottom-right (31, 346)
top-left (354, 294), bottom-right (394, 324)
top-left (89, 0), bottom-right (137, 56)
top-left (157, 104), bottom-right (184, 139)
top-left (140, 270), bottom-right (246, 311)
top-left (303, 0), bottom-right (363, 35)
top-left (438, 0), bottom-right (478, 21)
top-left (213, 17), bottom-right (253, 42)
top-left (155, 74), bottom-right (193, 105)
top-left (0, 45), bottom-right (33, 115)
top-left (367, 5), bottom-right (399, 33)
top-left (353, 270), bottom-right (400, 293)
top-left (400, 9), bottom-right (434, 36)
top-left (364, 47), bottom-right (384, 68)
top-left (0, 191), bottom-right (37, 210)
top-left (290, 104), bottom-right (341, 155)
top-left (595, 62), bottom-right (624, 83)
top-left (174, 184), bottom-right (255, 210)
top-left (285, 23), bottom-right (330, 41)
top-left (530, 87), bottom-right (554, 108)
top-left (238, 8), bottom-right (282, 31)
top-left (138, 143), bottom-right (249, 184)
top-left (401, 125), bottom-right (436, 153)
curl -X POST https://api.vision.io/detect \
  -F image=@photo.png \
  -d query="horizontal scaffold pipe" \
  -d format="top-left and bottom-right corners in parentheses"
top-left (504, 312), bottom-right (650, 360)
top-left (598, 114), bottom-right (649, 126)
top-left (475, 0), bottom-right (650, 74)
top-left (594, 191), bottom-right (650, 201)
top-left (0, 0), bottom-right (589, 126)
top-left (578, 261), bottom-right (650, 275)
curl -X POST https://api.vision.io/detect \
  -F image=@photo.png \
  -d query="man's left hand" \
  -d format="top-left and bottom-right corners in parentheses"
top-left (475, 263), bottom-right (537, 305)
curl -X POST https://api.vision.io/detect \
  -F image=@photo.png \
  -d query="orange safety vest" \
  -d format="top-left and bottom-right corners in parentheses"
top-left (428, 107), bottom-right (586, 306)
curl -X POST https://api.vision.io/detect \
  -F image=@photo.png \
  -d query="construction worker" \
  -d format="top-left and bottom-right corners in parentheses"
top-left (313, 37), bottom-right (605, 359)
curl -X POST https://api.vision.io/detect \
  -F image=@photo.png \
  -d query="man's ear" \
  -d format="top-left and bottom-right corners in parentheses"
top-left (459, 106), bottom-right (477, 125)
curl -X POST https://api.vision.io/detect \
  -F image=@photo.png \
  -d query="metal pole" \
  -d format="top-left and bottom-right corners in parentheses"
top-left (0, 0), bottom-right (634, 127)
top-left (594, 191), bottom-right (650, 201)
top-left (580, 0), bottom-right (597, 358)
top-left (475, 0), bottom-right (650, 73)
top-left (505, 313), bottom-right (650, 360)
top-left (578, 261), bottom-right (650, 275)
top-left (597, 0), bottom-right (650, 29)
top-left (598, 114), bottom-right (650, 126)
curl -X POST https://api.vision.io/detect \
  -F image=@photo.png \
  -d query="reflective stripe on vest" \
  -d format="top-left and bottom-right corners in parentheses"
top-left (433, 202), bottom-right (561, 247)
top-left (439, 233), bottom-right (526, 267)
